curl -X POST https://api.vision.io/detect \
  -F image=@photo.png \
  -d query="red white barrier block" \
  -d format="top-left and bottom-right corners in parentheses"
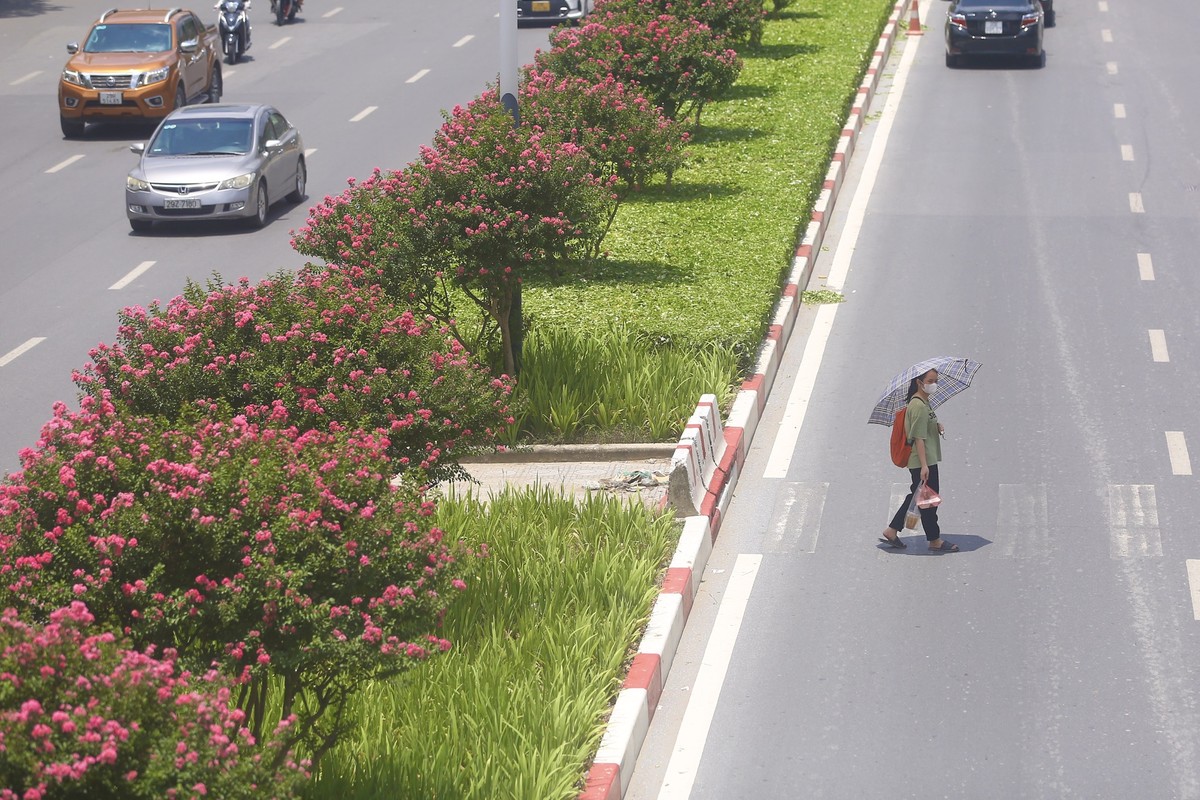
top-left (667, 394), bottom-right (725, 517)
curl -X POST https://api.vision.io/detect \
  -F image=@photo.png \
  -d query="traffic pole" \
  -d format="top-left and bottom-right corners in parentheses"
top-left (908, 0), bottom-right (923, 34)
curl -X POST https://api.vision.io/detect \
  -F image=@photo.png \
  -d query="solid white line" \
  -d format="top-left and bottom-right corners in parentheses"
top-left (1101, 29), bottom-right (1113, 42)
top-left (323, 6), bottom-right (343, 17)
top-left (1138, 252), bottom-right (1155, 280)
top-left (1106, 62), bottom-right (1118, 75)
top-left (349, 106), bottom-right (378, 123)
top-left (763, 304), bottom-right (836, 478)
top-left (10, 70), bottom-right (42, 86)
top-left (1186, 561), bottom-right (1200, 620)
top-left (1130, 192), bottom-right (1144, 213)
top-left (453, 35), bottom-right (474, 47)
top-left (1149, 329), bottom-right (1169, 363)
top-left (45, 155), bottom-right (84, 174)
top-left (1166, 432), bottom-right (1192, 476)
top-left (109, 260), bottom-right (156, 291)
top-left (270, 36), bottom-right (291, 49)
top-left (406, 68), bottom-right (431, 84)
top-left (1114, 103), bottom-right (1126, 118)
top-left (1121, 144), bottom-right (1134, 161)
top-left (304, 148), bottom-right (317, 158)
top-left (658, 554), bottom-right (762, 800)
top-left (0, 337), bottom-right (47, 367)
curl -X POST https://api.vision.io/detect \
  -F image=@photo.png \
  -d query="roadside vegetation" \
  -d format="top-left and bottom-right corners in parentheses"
top-left (0, 1), bottom-right (896, 798)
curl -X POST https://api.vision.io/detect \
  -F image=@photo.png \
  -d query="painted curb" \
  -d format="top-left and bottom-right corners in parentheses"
top-left (578, 1), bottom-right (913, 796)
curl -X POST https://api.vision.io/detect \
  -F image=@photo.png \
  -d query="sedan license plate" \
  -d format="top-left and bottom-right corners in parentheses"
top-left (532, 0), bottom-right (551, 10)
top-left (984, 20), bottom-right (1004, 34)
top-left (163, 198), bottom-right (201, 210)
top-left (99, 91), bottom-right (123, 105)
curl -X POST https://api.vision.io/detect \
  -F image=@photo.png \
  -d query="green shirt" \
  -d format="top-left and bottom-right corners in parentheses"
top-left (905, 396), bottom-right (941, 469)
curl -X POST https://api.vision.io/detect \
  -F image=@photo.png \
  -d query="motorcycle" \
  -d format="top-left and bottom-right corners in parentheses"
top-left (216, 0), bottom-right (251, 65)
top-left (270, 0), bottom-right (301, 25)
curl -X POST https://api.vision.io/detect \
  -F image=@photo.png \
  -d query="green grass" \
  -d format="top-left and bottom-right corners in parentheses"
top-left (522, 0), bottom-right (897, 373)
top-left (308, 488), bottom-right (679, 799)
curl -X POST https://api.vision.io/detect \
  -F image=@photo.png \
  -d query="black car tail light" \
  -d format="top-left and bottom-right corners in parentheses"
top-left (950, 12), bottom-right (967, 27)
top-left (1021, 11), bottom-right (1040, 26)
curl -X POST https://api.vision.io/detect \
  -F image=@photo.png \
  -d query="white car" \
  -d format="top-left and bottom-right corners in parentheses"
top-left (516, 0), bottom-right (593, 24)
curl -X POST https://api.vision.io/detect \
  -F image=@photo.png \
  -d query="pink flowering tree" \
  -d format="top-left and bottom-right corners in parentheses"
top-left (296, 101), bottom-right (617, 376)
top-left (518, 68), bottom-right (689, 194)
top-left (0, 602), bottom-right (306, 799)
top-left (597, 0), bottom-right (766, 46)
top-left (73, 270), bottom-right (514, 484)
top-left (0, 396), bottom-right (470, 764)
top-left (536, 10), bottom-right (742, 126)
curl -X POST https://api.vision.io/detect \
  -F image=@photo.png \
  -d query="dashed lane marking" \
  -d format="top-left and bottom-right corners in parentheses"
top-left (270, 36), bottom-right (291, 49)
top-left (1121, 144), bottom-right (1133, 161)
top-left (10, 70), bottom-right (42, 86)
top-left (1107, 62), bottom-right (1118, 75)
top-left (1138, 252), bottom-right (1154, 280)
top-left (407, 68), bottom-right (430, 83)
top-left (1129, 192), bottom-right (1144, 213)
top-left (0, 337), bottom-right (46, 367)
top-left (1101, 28), bottom-right (1113, 42)
top-left (454, 35), bottom-right (474, 47)
top-left (1114, 103), bottom-right (1126, 118)
top-left (304, 148), bottom-right (317, 158)
top-left (1186, 561), bottom-right (1200, 620)
top-left (45, 155), bottom-right (84, 173)
top-left (1166, 432), bottom-right (1192, 476)
top-left (349, 106), bottom-right (377, 122)
top-left (323, 7), bottom-right (343, 17)
top-left (1149, 330), bottom-right (1169, 363)
top-left (109, 260), bottom-right (156, 291)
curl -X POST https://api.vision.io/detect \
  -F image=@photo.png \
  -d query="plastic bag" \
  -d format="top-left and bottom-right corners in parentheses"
top-left (904, 492), bottom-right (920, 529)
top-left (916, 482), bottom-right (942, 509)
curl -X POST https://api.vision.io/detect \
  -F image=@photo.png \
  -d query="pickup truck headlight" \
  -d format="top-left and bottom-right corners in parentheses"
top-left (62, 69), bottom-right (90, 88)
top-left (139, 66), bottom-right (170, 87)
top-left (217, 172), bottom-right (256, 190)
top-left (126, 176), bottom-right (151, 192)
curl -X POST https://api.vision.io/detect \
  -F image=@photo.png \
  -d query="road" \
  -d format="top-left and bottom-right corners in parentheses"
top-left (0, 1), bottom-right (553, 475)
top-left (626, 1), bottom-right (1200, 798)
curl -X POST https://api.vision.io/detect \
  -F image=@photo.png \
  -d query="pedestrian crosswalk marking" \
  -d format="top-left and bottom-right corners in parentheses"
top-left (767, 482), bottom-right (828, 553)
top-left (993, 484), bottom-right (1048, 559)
top-left (1108, 484), bottom-right (1162, 558)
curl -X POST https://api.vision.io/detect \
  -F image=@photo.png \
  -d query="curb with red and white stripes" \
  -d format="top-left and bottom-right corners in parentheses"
top-left (578, 2), bottom-right (916, 797)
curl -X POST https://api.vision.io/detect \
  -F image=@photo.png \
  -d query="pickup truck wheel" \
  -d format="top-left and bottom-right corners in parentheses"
top-left (207, 66), bottom-right (222, 104)
top-left (60, 116), bottom-right (85, 139)
top-left (174, 85), bottom-right (187, 112)
top-left (246, 180), bottom-right (269, 229)
top-left (286, 160), bottom-right (306, 203)
top-left (129, 219), bottom-right (153, 233)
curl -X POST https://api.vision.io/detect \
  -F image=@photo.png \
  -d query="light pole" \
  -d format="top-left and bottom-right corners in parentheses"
top-left (499, 0), bottom-right (523, 374)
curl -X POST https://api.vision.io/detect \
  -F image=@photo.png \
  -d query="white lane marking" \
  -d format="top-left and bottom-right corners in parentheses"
top-left (1138, 252), bottom-right (1155, 280)
top-left (109, 260), bottom-right (156, 291)
top-left (224, 68), bottom-right (236, 79)
top-left (1114, 103), bottom-right (1126, 118)
top-left (10, 70), bottom-right (42, 86)
top-left (658, 553), bottom-right (762, 800)
top-left (764, 1), bottom-right (920, 479)
top-left (1129, 192), bottom-right (1145, 213)
top-left (1107, 62), bottom-right (1118, 75)
top-left (1101, 28), bottom-right (1113, 42)
top-left (407, 68), bottom-right (431, 84)
top-left (763, 303), bottom-right (835, 479)
top-left (993, 484), bottom-right (1048, 559)
top-left (1149, 330), bottom-right (1169, 363)
top-left (1109, 484), bottom-right (1162, 558)
top-left (304, 148), bottom-right (317, 158)
top-left (349, 106), bottom-right (378, 123)
top-left (1186, 561), bottom-right (1200, 620)
top-left (1121, 144), bottom-right (1134, 161)
top-left (767, 482), bottom-right (828, 553)
top-left (453, 35), bottom-right (474, 47)
top-left (1166, 432), bottom-right (1192, 476)
top-left (0, 337), bottom-right (47, 367)
top-left (270, 36), bottom-right (291, 49)
top-left (1098, 0), bottom-right (1108, 9)
top-left (45, 155), bottom-right (84, 174)
top-left (323, 6), bottom-right (343, 17)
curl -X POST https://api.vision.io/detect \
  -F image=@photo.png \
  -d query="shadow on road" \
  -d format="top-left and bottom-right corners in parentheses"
top-left (0, 0), bottom-right (66, 18)
top-left (877, 533), bottom-right (994, 554)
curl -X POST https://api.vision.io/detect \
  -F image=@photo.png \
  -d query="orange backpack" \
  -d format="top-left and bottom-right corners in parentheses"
top-left (890, 407), bottom-right (913, 468)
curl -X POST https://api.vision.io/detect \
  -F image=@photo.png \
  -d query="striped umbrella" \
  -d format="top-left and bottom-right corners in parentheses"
top-left (867, 356), bottom-right (983, 426)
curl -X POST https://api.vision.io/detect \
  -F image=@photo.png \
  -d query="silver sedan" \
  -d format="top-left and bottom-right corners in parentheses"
top-left (125, 102), bottom-right (305, 232)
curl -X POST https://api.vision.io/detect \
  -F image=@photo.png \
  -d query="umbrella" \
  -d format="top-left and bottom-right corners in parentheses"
top-left (868, 356), bottom-right (982, 426)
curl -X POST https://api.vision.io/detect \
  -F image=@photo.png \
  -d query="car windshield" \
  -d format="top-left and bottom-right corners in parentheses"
top-left (149, 119), bottom-right (254, 156)
top-left (84, 23), bottom-right (172, 53)
top-left (956, 0), bottom-right (1030, 6)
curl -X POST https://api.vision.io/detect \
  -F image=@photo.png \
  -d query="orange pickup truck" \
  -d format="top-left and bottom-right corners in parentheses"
top-left (58, 8), bottom-right (222, 138)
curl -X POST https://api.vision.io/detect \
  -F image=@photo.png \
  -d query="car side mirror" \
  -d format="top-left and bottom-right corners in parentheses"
top-left (180, 38), bottom-right (199, 53)
top-left (67, 42), bottom-right (79, 54)
top-left (264, 139), bottom-right (282, 149)
top-left (130, 142), bottom-right (146, 154)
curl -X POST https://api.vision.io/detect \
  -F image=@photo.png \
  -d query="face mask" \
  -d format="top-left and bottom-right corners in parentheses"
top-left (924, 381), bottom-right (939, 394)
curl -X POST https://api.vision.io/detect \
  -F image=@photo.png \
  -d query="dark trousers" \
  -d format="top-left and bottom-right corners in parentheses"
top-left (889, 464), bottom-right (941, 541)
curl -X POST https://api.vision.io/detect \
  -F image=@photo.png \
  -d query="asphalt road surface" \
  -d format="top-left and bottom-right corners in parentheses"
top-left (625, 2), bottom-right (1200, 799)
top-left (0, 0), bottom-right (554, 474)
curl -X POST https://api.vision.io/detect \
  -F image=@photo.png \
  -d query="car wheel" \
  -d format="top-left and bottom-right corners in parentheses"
top-left (286, 159), bottom-right (306, 203)
top-left (247, 180), bottom-right (269, 228)
top-left (208, 65), bottom-right (222, 103)
top-left (129, 219), bottom-right (153, 233)
top-left (60, 116), bottom-right (85, 138)
top-left (174, 84), bottom-right (187, 112)
top-left (1045, 8), bottom-right (1056, 26)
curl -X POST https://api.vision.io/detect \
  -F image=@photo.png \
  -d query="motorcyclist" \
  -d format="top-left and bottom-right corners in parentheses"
top-left (215, 0), bottom-right (251, 56)
top-left (269, 0), bottom-right (302, 20)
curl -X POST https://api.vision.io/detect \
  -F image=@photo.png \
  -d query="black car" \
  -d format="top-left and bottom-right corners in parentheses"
top-left (944, 0), bottom-right (1047, 68)
top-left (516, 0), bottom-right (593, 25)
